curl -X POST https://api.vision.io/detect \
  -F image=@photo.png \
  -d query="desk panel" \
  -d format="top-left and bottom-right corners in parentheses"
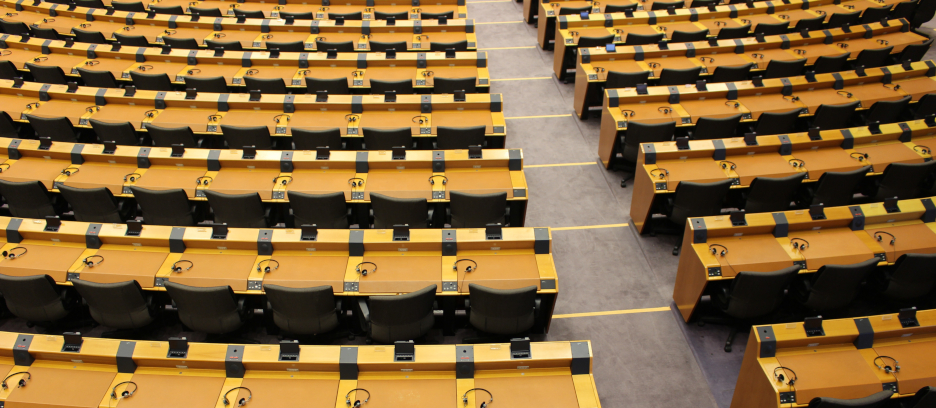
top-left (168, 252), bottom-right (257, 291)
top-left (0, 158), bottom-right (67, 189)
top-left (682, 99), bottom-right (747, 122)
top-left (115, 374), bottom-right (226, 408)
top-left (236, 377), bottom-right (341, 408)
top-left (474, 374), bottom-right (580, 408)
top-left (652, 158), bottom-right (728, 189)
top-left (210, 168), bottom-right (279, 200)
top-left (131, 166), bottom-right (208, 198)
top-left (775, 350), bottom-right (882, 403)
top-left (364, 170), bottom-right (434, 200)
top-left (443, 169), bottom-right (515, 199)
top-left (706, 235), bottom-right (796, 278)
top-left (457, 254), bottom-right (541, 291)
top-left (359, 255), bottom-right (442, 294)
top-left (62, 162), bottom-right (137, 195)
top-left (790, 148), bottom-right (867, 180)
top-left (286, 170), bottom-right (358, 200)
top-left (90, 105), bottom-right (157, 130)
top-left (785, 229), bottom-right (878, 270)
top-left (0, 244), bottom-right (86, 282)
top-left (727, 153), bottom-right (800, 186)
top-left (862, 223), bottom-right (936, 262)
top-left (355, 378), bottom-right (456, 408)
top-left (151, 108), bottom-right (217, 132)
top-left (873, 340), bottom-right (936, 395)
top-left (856, 142), bottom-right (924, 173)
top-left (4, 366), bottom-right (115, 408)
top-left (259, 254), bottom-right (348, 293)
top-left (72, 248), bottom-right (169, 288)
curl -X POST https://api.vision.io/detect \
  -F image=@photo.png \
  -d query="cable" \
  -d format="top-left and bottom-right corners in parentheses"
top-left (345, 388), bottom-right (370, 407)
top-left (3, 247), bottom-right (27, 259)
top-left (454, 259), bottom-right (477, 292)
top-left (223, 387), bottom-right (252, 406)
top-left (462, 388), bottom-right (493, 407)
top-left (172, 260), bottom-right (193, 273)
top-left (1, 371), bottom-right (30, 390)
top-left (257, 259), bottom-right (279, 273)
top-left (873, 231), bottom-right (896, 263)
top-left (83, 255), bottom-right (104, 268)
top-left (355, 262), bottom-right (377, 276)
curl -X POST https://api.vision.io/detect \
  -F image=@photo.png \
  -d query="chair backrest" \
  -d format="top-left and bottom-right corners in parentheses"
top-left (129, 187), bottom-right (196, 226)
top-left (437, 125), bottom-right (486, 149)
top-left (889, 1), bottom-right (916, 19)
top-left (896, 39), bottom-right (934, 64)
top-left (881, 253), bottom-right (936, 300)
top-left (316, 40), bottom-right (355, 52)
top-left (292, 128), bottom-right (344, 150)
top-left (0, 274), bottom-right (69, 323)
top-left (113, 33), bottom-right (150, 47)
top-left (802, 258), bottom-right (880, 311)
top-left (668, 179), bottom-right (734, 225)
top-left (806, 390), bottom-right (893, 408)
top-left (243, 77), bottom-right (287, 94)
top-left (129, 71), bottom-right (174, 91)
top-left (280, 11), bottom-right (316, 19)
top-left (651, 0), bottom-right (683, 10)
top-left (605, 3), bottom-right (638, 12)
top-left (711, 63), bottom-right (753, 83)
top-left (150, 5), bottom-right (185, 14)
top-left (58, 185), bottom-right (124, 223)
top-left (204, 190), bottom-right (268, 228)
top-left (753, 109), bottom-right (801, 135)
top-left (71, 279), bottom-right (153, 329)
top-left (812, 101), bottom-right (860, 130)
top-left (793, 16), bottom-right (825, 31)
top-left (429, 40), bottom-right (469, 52)
top-left (368, 284), bottom-right (437, 343)
top-left (24, 114), bottom-right (78, 142)
top-left (754, 22), bottom-right (789, 35)
top-left (690, 0), bottom-right (717, 7)
top-left (875, 161), bottom-right (936, 200)
top-left (421, 11), bottom-right (454, 19)
top-left (716, 25), bottom-right (751, 40)
top-left (624, 33), bottom-right (664, 46)
top-left (370, 79), bottom-right (413, 94)
top-left (287, 191), bottom-right (350, 228)
top-left (220, 125), bottom-right (272, 150)
top-left (670, 29), bottom-right (709, 43)
top-left (914, 94), bottom-right (936, 119)
top-left (164, 282), bottom-right (243, 334)
top-left (810, 166), bottom-right (870, 206)
top-left (306, 77), bottom-right (350, 95)
top-left (744, 173), bottom-right (807, 213)
top-left (328, 11), bottom-right (363, 20)
top-left (691, 114), bottom-right (742, 140)
top-left (146, 124), bottom-right (199, 148)
top-left (30, 27), bottom-right (60, 40)
top-left (234, 8), bottom-right (265, 18)
top-left (370, 41), bottom-right (408, 52)
top-left (853, 46), bottom-right (894, 69)
top-left (162, 37), bottom-right (201, 50)
top-left (827, 11), bottom-right (861, 28)
top-left (0, 180), bottom-right (57, 218)
top-left (906, 386), bottom-right (936, 408)
top-left (0, 60), bottom-right (18, 80)
top-left (913, 0), bottom-right (936, 26)
top-left (622, 121), bottom-right (676, 163)
top-left (764, 58), bottom-right (807, 79)
top-left (370, 192), bottom-right (429, 228)
top-left (866, 96), bottom-right (911, 124)
top-left (374, 11), bottom-right (408, 20)
top-left (859, 5), bottom-right (892, 23)
top-left (433, 77), bottom-right (477, 94)
top-left (266, 41), bottom-right (305, 52)
top-left (0, 111), bottom-right (19, 138)
top-left (0, 19), bottom-right (30, 35)
top-left (75, 0), bottom-right (106, 7)
top-left (111, 1), bottom-right (146, 11)
top-left (263, 284), bottom-right (339, 336)
top-left (576, 35), bottom-right (615, 48)
top-left (450, 191), bottom-right (507, 228)
top-left (723, 266), bottom-right (800, 319)
top-left (205, 40), bottom-right (244, 51)
top-left (658, 67), bottom-right (702, 86)
top-left (559, 5), bottom-right (590, 14)
top-left (89, 119), bottom-right (139, 145)
top-left (25, 63), bottom-right (67, 85)
top-left (468, 284), bottom-right (537, 335)
top-left (812, 53), bottom-right (851, 74)
top-left (184, 76), bottom-right (228, 93)
top-left (78, 68), bottom-right (118, 88)
top-left (606, 71), bottom-right (650, 89)
top-left (190, 6), bottom-right (223, 16)
top-left (362, 127), bottom-right (413, 150)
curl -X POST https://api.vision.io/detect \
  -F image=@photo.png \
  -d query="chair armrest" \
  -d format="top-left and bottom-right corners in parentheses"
top-left (236, 297), bottom-right (248, 315)
top-left (533, 297), bottom-right (541, 320)
top-left (354, 298), bottom-right (370, 332)
top-left (427, 207), bottom-right (435, 228)
top-left (335, 298), bottom-right (344, 320)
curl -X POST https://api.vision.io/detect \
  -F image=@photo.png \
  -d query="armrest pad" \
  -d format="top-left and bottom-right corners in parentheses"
top-left (355, 298), bottom-right (370, 333)
top-left (533, 297), bottom-right (541, 319)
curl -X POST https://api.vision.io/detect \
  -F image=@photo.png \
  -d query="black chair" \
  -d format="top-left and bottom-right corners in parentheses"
top-left (370, 41), bottom-right (408, 52)
top-left (811, 102), bottom-right (860, 130)
top-left (234, 9), bottom-right (265, 18)
top-left (306, 77), bottom-right (350, 95)
top-left (362, 127), bottom-right (413, 150)
top-left (150, 5), bottom-right (185, 14)
top-left (129, 71), bottom-right (174, 91)
top-left (264, 284), bottom-right (342, 337)
top-left (24, 114), bottom-right (81, 142)
top-left (288, 191), bottom-right (350, 228)
top-left (329, 11), bottom-right (363, 20)
top-left (743, 173), bottom-right (807, 213)
top-left (605, 3), bottom-right (638, 12)
top-left (292, 128), bottom-right (344, 150)
top-left (658, 67), bottom-right (702, 86)
top-left (71, 279), bottom-right (157, 335)
top-left (370, 193), bottom-right (431, 228)
top-left (754, 22), bottom-right (789, 36)
top-left (449, 191), bottom-right (507, 228)
top-left (912, 0), bottom-right (936, 28)
top-left (220, 125), bottom-right (273, 150)
top-left (162, 37), bottom-right (201, 50)
top-left (280, 11), bottom-right (316, 20)
top-left (711, 64), bottom-right (753, 83)
top-left (702, 266), bottom-right (800, 352)
top-left (801, 166), bottom-right (870, 207)
top-left (827, 11), bottom-right (861, 29)
top-left (75, 0), bottom-right (106, 7)
top-left (892, 39), bottom-right (933, 64)
top-left (190, 7), bottom-right (224, 17)
top-left (864, 96), bottom-right (911, 125)
top-left (25, 63), bottom-right (67, 85)
top-left (164, 282), bottom-right (251, 336)
top-left (111, 1), bottom-right (146, 11)
top-left (146, 124), bottom-right (202, 148)
top-left (716, 25), bottom-right (751, 40)
top-left (624, 33), bottom-right (664, 46)
top-left (72, 28), bottom-right (108, 44)
top-left (89, 120), bottom-right (141, 145)
top-left (576, 35), bottom-right (614, 49)
top-left (852, 46), bottom-right (894, 69)
top-left (0, 274), bottom-right (76, 326)
top-left (358, 284), bottom-right (436, 344)
top-left (30, 27), bottom-right (60, 40)
top-left (874, 253), bottom-right (936, 301)
top-left (619, 121), bottom-right (676, 185)
top-left (374, 11), bottom-right (408, 20)
top-left (902, 387), bottom-right (936, 408)
top-left (204, 191), bottom-right (269, 228)
top-left (889, 1), bottom-right (917, 20)
top-left (0, 180), bottom-right (62, 218)
top-left (433, 77), bottom-right (477, 94)
top-left (113, 33), bottom-right (150, 47)
top-left (913, 94), bottom-right (936, 119)
top-left (430, 40), bottom-right (469, 52)
top-left (690, 0), bottom-right (717, 7)
top-left (662, 179), bottom-right (734, 255)
top-left (859, 5), bottom-right (892, 24)
top-left (421, 11), bottom-right (454, 19)
top-left (764, 58), bottom-right (807, 79)
top-left (243, 77), bottom-right (287, 94)
top-left (206, 40), bottom-right (244, 51)
top-left (266, 41), bottom-right (305, 52)
top-left (651, 1), bottom-right (684, 10)
top-left (78, 68), bottom-right (119, 88)
top-left (0, 111), bottom-right (18, 138)
top-left (316, 40), bottom-right (355, 52)
top-left (806, 391), bottom-right (893, 408)
top-left (793, 16), bottom-right (825, 32)
top-left (0, 61), bottom-right (17, 80)
top-left (606, 71), bottom-right (650, 88)
top-left (751, 109), bottom-right (801, 135)
top-left (370, 79), bottom-right (413, 94)
top-left (688, 114), bottom-right (742, 140)
top-left (812, 54), bottom-right (850, 74)
top-left (184, 76), bottom-right (228, 93)
top-left (58, 185), bottom-right (130, 223)
top-left (867, 161), bottom-right (936, 200)
top-left (436, 126), bottom-right (485, 149)
top-left (129, 187), bottom-right (198, 226)
top-left (0, 19), bottom-right (29, 35)
top-left (467, 284), bottom-right (538, 336)
top-left (794, 258), bottom-right (880, 312)
top-left (670, 30), bottom-right (709, 43)
top-left (559, 5), bottom-right (590, 15)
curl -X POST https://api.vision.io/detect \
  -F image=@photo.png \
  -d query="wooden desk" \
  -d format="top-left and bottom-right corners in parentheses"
top-left (235, 376), bottom-right (340, 408)
top-left (872, 338), bottom-right (936, 395)
top-left (3, 364), bottom-right (116, 408)
top-left (115, 373), bottom-right (227, 408)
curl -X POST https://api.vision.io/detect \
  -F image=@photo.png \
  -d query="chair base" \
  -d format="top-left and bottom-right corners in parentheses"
top-left (697, 316), bottom-right (747, 353)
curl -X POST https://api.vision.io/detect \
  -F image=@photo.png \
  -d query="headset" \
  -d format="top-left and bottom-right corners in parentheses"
top-left (656, 25), bottom-right (667, 32)
top-left (462, 388), bottom-right (493, 408)
top-left (208, 115), bottom-right (223, 122)
top-left (850, 152), bottom-right (869, 162)
top-left (214, 32), bottom-right (227, 38)
top-left (245, 69), bottom-right (260, 76)
top-left (86, 105), bottom-right (101, 114)
top-left (83, 255), bottom-right (104, 268)
top-left (413, 115), bottom-right (429, 124)
top-left (453, 259), bottom-right (477, 272)
top-left (421, 71), bottom-right (435, 78)
top-left (348, 178), bottom-right (365, 188)
top-left (883, 83), bottom-right (901, 91)
top-left (877, 39), bottom-right (890, 46)
top-left (725, 101), bottom-right (739, 108)
top-left (351, 70), bottom-right (364, 77)
top-left (750, 53), bottom-right (764, 59)
top-left (836, 42), bottom-right (849, 49)
top-left (124, 173), bottom-right (142, 182)
top-left (0, 50), bottom-right (10, 57)
top-left (196, 176), bottom-right (213, 186)
top-left (137, 64), bottom-right (154, 71)
top-left (568, 31), bottom-right (580, 37)
top-left (719, 161), bottom-right (737, 170)
top-left (273, 114), bottom-right (289, 124)
top-left (273, 175), bottom-right (293, 186)
top-left (657, 106), bottom-right (672, 115)
top-left (355, 262), bottom-right (377, 276)
top-left (620, 109), bottom-right (636, 118)
top-left (415, 35), bottom-right (429, 41)
top-left (788, 159), bottom-right (806, 168)
top-left (85, 60), bottom-right (100, 66)
top-left (25, 102), bottom-right (40, 110)
top-left (32, 56), bottom-right (48, 63)
top-left (163, 29), bottom-right (176, 36)
top-left (257, 259), bottom-right (279, 273)
top-left (740, 18), bottom-right (751, 25)
top-left (0, 163), bottom-right (9, 173)
top-left (144, 110), bottom-right (158, 118)
top-left (699, 57), bottom-right (715, 63)
top-left (1, 372), bottom-right (30, 390)
top-left (429, 175), bottom-right (448, 185)
top-left (816, 9), bottom-right (826, 14)
top-left (844, 3), bottom-right (855, 8)
top-left (773, 366), bottom-right (797, 387)
top-left (110, 381), bottom-right (138, 400)
top-left (790, 238), bottom-right (809, 251)
top-left (594, 67), bottom-right (605, 73)
top-left (714, 20), bottom-right (727, 26)
top-left (837, 90), bottom-right (853, 98)
top-left (650, 168), bottom-right (669, 180)
top-left (172, 260), bottom-right (193, 273)
top-left (3, 247), bottom-right (27, 259)
top-left (782, 95), bottom-right (800, 102)
top-left (345, 114), bottom-right (360, 123)
top-left (647, 62), bottom-right (661, 69)
top-left (186, 68), bottom-right (201, 75)
top-left (223, 387), bottom-right (252, 407)
top-left (345, 388), bottom-right (370, 407)
top-left (778, 14), bottom-right (790, 19)
top-left (874, 231), bottom-right (897, 262)
top-left (315, 36), bottom-right (328, 42)
top-left (4, 12), bottom-right (16, 16)
top-left (79, 23), bottom-right (91, 28)
top-left (42, 18), bottom-right (54, 23)
top-left (873, 356), bottom-right (900, 374)
top-left (709, 244), bottom-right (728, 257)
top-left (123, 26), bottom-right (135, 31)
top-left (914, 145), bottom-right (931, 155)
top-left (793, 49), bottom-right (807, 55)
top-left (261, 34), bottom-right (274, 40)
top-left (61, 167), bottom-right (80, 176)
top-left (360, 34), bottom-right (371, 39)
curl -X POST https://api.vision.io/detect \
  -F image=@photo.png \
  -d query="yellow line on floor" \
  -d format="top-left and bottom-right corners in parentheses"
top-left (551, 223), bottom-right (629, 231)
top-left (478, 46), bottom-right (536, 50)
top-left (491, 77), bottom-right (552, 82)
top-left (476, 20), bottom-right (524, 24)
top-left (553, 306), bottom-right (670, 319)
top-left (524, 162), bottom-right (595, 168)
top-left (505, 114), bottom-right (571, 119)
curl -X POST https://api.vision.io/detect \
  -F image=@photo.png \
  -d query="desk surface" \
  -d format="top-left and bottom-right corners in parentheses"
top-left (356, 378), bottom-right (457, 408)
top-left (474, 374), bottom-right (582, 408)
top-left (4, 365), bottom-right (117, 408)
top-left (705, 235), bottom-right (796, 278)
top-left (784, 229), bottom-right (879, 271)
top-left (235, 377), bottom-right (341, 408)
top-left (775, 349), bottom-right (883, 403)
top-left (73, 248), bottom-right (170, 288)
top-left (862, 223), bottom-right (936, 262)
top-left (873, 339), bottom-right (936, 395)
top-left (115, 373), bottom-right (227, 408)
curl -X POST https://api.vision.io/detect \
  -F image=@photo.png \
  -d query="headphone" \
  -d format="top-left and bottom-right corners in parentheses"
top-left (873, 356), bottom-right (900, 374)
top-left (214, 33), bottom-right (226, 38)
top-left (878, 39), bottom-right (890, 46)
top-left (25, 102), bottom-right (40, 110)
top-left (725, 101), bottom-right (740, 108)
top-left (429, 175), bottom-right (448, 185)
top-left (714, 21), bottom-right (726, 26)
top-left (778, 14), bottom-right (790, 19)
top-left (3, 247), bottom-right (27, 259)
top-left (415, 35), bottom-right (428, 40)
top-left (345, 114), bottom-right (360, 123)
top-left (850, 152), bottom-right (869, 162)
top-left (699, 57), bottom-right (715, 63)
top-left (773, 367), bottom-right (797, 387)
top-left (83, 255), bottom-right (104, 268)
top-left (794, 49), bottom-right (807, 55)
top-left (709, 244), bottom-right (728, 257)
top-left (740, 18), bottom-right (751, 25)
top-left (647, 62), bottom-right (661, 68)
top-left (246, 69), bottom-right (260, 76)
top-left (144, 110), bottom-right (158, 118)
top-left (462, 388), bottom-right (493, 407)
top-left (782, 95), bottom-right (800, 102)
top-left (273, 176), bottom-right (293, 186)
top-left (351, 70), bottom-right (364, 77)
top-left (257, 259), bottom-right (279, 273)
top-left (124, 173), bottom-right (142, 182)
top-left (208, 115), bottom-right (223, 122)
top-left (719, 161), bottom-right (737, 170)
top-left (261, 34), bottom-right (274, 40)
top-left (421, 71), bottom-right (434, 77)
top-left (137, 64), bottom-right (154, 71)
top-left (223, 387), bottom-right (252, 407)
top-left (453, 259), bottom-right (477, 272)
top-left (0, 50), bottom-right (9, 57)
top-left (273, 114), bottom-right (289, 124)
top-left (837, 91), bottom-right (853, 98)
top-left (85, 60), bottom-right (101, 67)
top-left (594, 67), bottom-right (605, 73)
top-left (164, 29), bottom-right (176, 36)
top-left (32, 56), bottom-right (48, 63)
top-left (915, 145), bottom-right (931, 155)
top-left (621, 109), bottom-right (636, 118)
top-left (874, 231), bottom-right (896, 246)
top-left (187, 69), bottom-right (201, 75)
top-left (196, 176), bottom-right (213, 186)
top-left (315, 36), bottom-right (328, 42)
top-left (349, 178), bottom-right (365, 188)
top-left (413, 116), bottom-right (429, 124)
top-left (0, 163), bottom-right (10, 173)
top-left (123, 26), bottom-right (135, 31)
top-left (1, 372), bottom-right (30, 390)
top-left (884, 83), bottom-right (901, 91)
top-left (751, 53), bottom-right (764, 59)
top-left (110, 381), bottom-right (137, 400)
top-left (61, 167), bottom-right (80, 176)
top-left (658, 106), bottom-right (672, 115)
top-left (86, 105), bottom-right (101, 113)
top-left (790, 238), bottom-right (809, 251)
top-left (355, 262), bottom-right (377, 276)
top-left (345, 388), bottom-right (370, 407)
top-left (789, 159), bottom-right (806, 168)
top-left (650, 168), bottom-right (669, 179)
top-left (172, 260), bottom-right (193, 273)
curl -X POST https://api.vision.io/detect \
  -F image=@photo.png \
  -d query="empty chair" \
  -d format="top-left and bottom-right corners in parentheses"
top-left (671, 29), bottom-right (709, 43)
top-left (688, 114), bottom-right (742, 140)
top-left (889, 1), bottom-right (917, 20)
top-left (559, 5), bottom-right (590, 15)
top-left (184, 76), bottom-right (228, 93)
top-left (449, 191), bottom-right (507, 228)
top-left (374, 11), bottom-right (408, 20)
top-left (71, 280), bottom-right (157, 332)
top-left (433, 77), bottom-right (477, 94)
top-left (710, 63), bottom-right (753, 83)
top-left (190, 6), bottom-right (224, 16)
top-left (162, 37), bottom-right (201, 50)
top-left (129, 71), bottom-right (173, 91)
top-left (804, 167), bottom-right (870, 207)
top-left (279, 11), bottom-right (315, 20)
top-left (243, 77), bottom-right (287, 94)
top-left (129, 187), bottom-right (197, 226)
top-left (25, 63), bottom-right (67, 85)
top-left (220, 125), bottom-right (273, 150)
top-left (467, 284), bottom-right (537, 335)
top-left (619, 122), bottom-right (676, 185)
top-left (624, 33), bottom-right (664, 46)
top-left (0, 180), bottom-right (61, 218)
top-left (234, 9), bottom-right (265, 18)
top-left (764, 58), bottom-right (806, 79)
top-left (864, 96), bottom-right (911, 125)
top-left (793, 16), bottom-right (824, 32)
top-left (690, 0), bottom-right (717, 6)
top-left (716, 25), bottom-right (750, 40)
top-left (288, 191), bottom-right (350, 228)
top-left (651, 0), bottom-right (683, 10)
top-left (316, 40), bottom-right (355, 52)
top-left (902, 387), bottom-right (936, 408)
top-left (606, 71), bottom-right (650, 88)
top-left (436, 125), bottom-right (485, 149)
top-left (370, 41), bottom-right (408, 52)
top-left (860, 5), bottom-right (892, 24)
top-left (292, 128), bottom-right (344, 150)
top-left (605, 3), bottom-right (638, 12)
top-left (0, 274), bottom-right (75, 325)
top-left (662, 179), bottom-right (734, 254)
top-left (328, 11), bottom-right (363, 20)
top-left (0, 61), bottom-right (17, 80)
top-left (146, 124), bottom-right (202, 148)
top-left (807, 391), bottom-right (893, 408)
top-left (892, 39), bottom-right (933, 64)
top-left (913, 94), bottom-right (936, 119)
top-left (811, 101), bottom-right (860, 130)
top-left (75, 0), bottom-right (106, 7)
top-left (24, 114), bottom-right (80, 142)
top-left (0, 111), bottom-right (20, 137)
top-left (204, 191), bottom-right (269, 228)
top-left (306, 77), bottom-right (349, 94)
top-left (30, 27), bottom-right (60, 40)
top-left (362, 127), bottom-right (413, 150)
top-left (827, 11), bottom-right (861, 28)
top-left (750, 109), bottom-right (802, 134)
top-left (852, 46), bottom-right (894, 69)
top-left (113, 33), bottom-right (150, 47)
top-left (78, 68), bottom-right (119, 88)
top-left (361, 284), bottom-right (436, 343)
top-left (150, 5), bottom-right (185, 14)
top-left (58, 185), bottom-right (129, 223)
top-left (72, 28), bottom-right (108, 44)
top-left (576, 35), bottom-right (615, 48)
top-left (876, 253), bottom-right (936, 300)
top-left (754, 22), bottom-right (789, 36)
top-left (111, 1), bottom-right (146, 11)
top-left (263, 284), bottom-right (341, 337)
top-left (89, 119), bottom-right (140, 145)
top-left (370, 79), bottom-right (413, 94)
top-left (658, 67), bottom-right (702, 86)
top-left (743, 173), bottom-right (807, 213)
top-left (812, 54), bottom-right (850, 74)
top-left (206, 40), bottom-right (244, 51)
top-left (794, 258), bottom-right (879, 312)
top-left (912, 0), bottom-right (936, 27)
top-left (164, 282), bottom-right (250, 335)
top-left (421, 11), bottom-right (454, 19)
top-left (868, 161), bottom-right (936, 200)
top-left (430, 40), bottom-right (469, 52)
top-left (266, 41), bottom-right (305, 52)
top-left (370, 192), bottom-right (431, 228)
top-left (0, 19), bottom-right (30, 35)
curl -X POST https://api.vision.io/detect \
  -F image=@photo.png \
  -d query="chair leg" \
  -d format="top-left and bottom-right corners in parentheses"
top-left (725, 326), bottom-right (740, 352)
top-left (672, 243), bottom-right (681, 256)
